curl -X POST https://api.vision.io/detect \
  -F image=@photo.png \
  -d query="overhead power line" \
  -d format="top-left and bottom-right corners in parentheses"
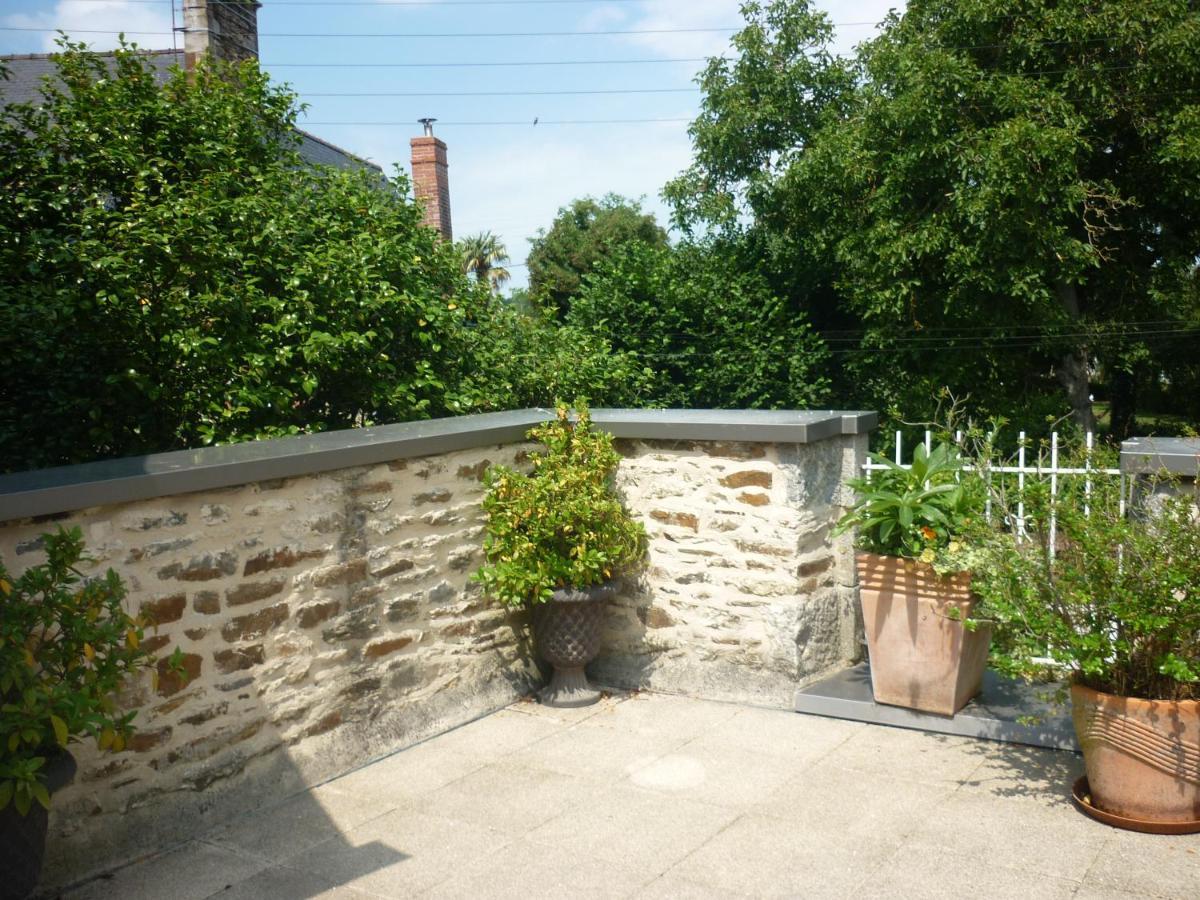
top-left (0, 25), bottom-right (743, 38)
top-left (264, 58), bottom-right (710, 68)
top-left (302, 117), bottom-right (692, 125)
top-left (304, 87), bottom-right (699, 96)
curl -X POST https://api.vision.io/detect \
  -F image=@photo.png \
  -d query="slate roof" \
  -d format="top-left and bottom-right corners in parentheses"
top-left (0, 49), bottom-right (382, 176)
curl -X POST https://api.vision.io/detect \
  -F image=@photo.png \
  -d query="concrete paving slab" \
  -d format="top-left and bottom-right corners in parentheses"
top-left (421, 835), bottom-right (655, 899)
top-left (1079, 830), bottom-right (1200, 899)
top-left (421, 706), bottom-right (568, 759)
top-left (582, 690), bottom-right (740, 738)
top-left (669, 812), bottom-right (900, 899)
top-left (957, 741), bottom-right (1083, 809)
top-left (519, 715), bottom-right (690, 782)
top-left (856, 844), bottom-right (1081, 899)
top-left (65, 840), bottom-right (268, 900)
top-left (820, 721), bottom-right (989, 785)
top-left (628, 744), bottom-right (802, 809)
top-left (633, 871), bottom-right (751, 899)
top-left (203, 783), bottom-right (399, 862)
top-left (327, 743), bottom-right (489, 807)
top-left (525, 781), bottom-right (740, 875)
top-left (407, 760), bottom-right (589, 833)
top-left (281, 809), bottom-right (511, 896)
top-left (202, 863), bottom-right (374, 899)
top-left (903, 790), bottom-right (1111, 883)
top-left (756, 758), bottom-right (954, 839)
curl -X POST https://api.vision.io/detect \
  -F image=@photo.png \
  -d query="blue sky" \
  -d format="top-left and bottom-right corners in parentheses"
top-left (1, 0), bottom-right (902, 289)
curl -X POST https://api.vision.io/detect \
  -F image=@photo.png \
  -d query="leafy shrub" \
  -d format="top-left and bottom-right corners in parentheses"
top-left (0, 528), bottom-right (171, 814)
top-left (473, 404), bottom-right (647, 607)
top-left (973, 469), bottom-right (1200, 702)
top-left (567, 241), bottom-right (831, 410)
top-left (0, 42), bottom-right (487, 470)
top-left (835, 441), bottom-right (982, 565)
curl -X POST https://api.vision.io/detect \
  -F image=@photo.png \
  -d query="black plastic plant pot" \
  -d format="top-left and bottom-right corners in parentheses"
top-left (532, 582), bottom-right (616, 708)
top-left (0, 750), bottom-right (77, 900)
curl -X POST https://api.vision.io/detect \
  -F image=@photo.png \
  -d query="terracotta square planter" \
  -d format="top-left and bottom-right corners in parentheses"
top-left (857, 552), bottom-right (991, 716)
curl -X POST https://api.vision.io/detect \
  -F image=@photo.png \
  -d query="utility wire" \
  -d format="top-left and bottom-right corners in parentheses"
top-left (0, 25), bottom-right (742, 37)
top-left (263, 58), bottom-right (710, 67)
top-left (303, 87), bottom-right (699, 96)
top-left (302, 117), bottom-right (693, 125)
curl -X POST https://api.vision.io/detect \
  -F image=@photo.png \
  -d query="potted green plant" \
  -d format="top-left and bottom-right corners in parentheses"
top-left (973, 469), bottom-right (1200, 830)
top-left (473, 403), bottom-right (647, 708)
top-left (1, 527), bottom-right (171, 898)
top-left (835, 440), bottom-right (990, 716)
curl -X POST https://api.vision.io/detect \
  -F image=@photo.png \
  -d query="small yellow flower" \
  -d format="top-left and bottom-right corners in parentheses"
top-left (919, 548), bottom-right (936, 564)
top-left (948, 541), bottom-right (961, 553)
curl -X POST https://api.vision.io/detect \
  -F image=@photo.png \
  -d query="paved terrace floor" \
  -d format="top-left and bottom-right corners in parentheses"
top-left (63, 692), bottom-right (1198, 900)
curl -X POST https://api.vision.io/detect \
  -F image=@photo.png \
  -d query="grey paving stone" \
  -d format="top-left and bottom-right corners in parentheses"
top-left (202, 863), bottom-right (374, 899)
top-left (693, 704), bottom-right (864, 762)
top-left (756, 758), bottom-right (955, 839)
top-left (407, 760), bottom-right (591, 833)
top-left (902, 790), bottom-right (1111, 883)
top-left (582, 691), bottom-right (741, 739)
top-left (204, 783), bottom-right (398, 862)
top-left (823, 722), bottom-right (990, 785)
top-left (329, 741), bottom-right (490, 806)
top-left (421, 836), bottom-right (655, 899)
top-left (421, 706), bottom-right (568, 759)
top-left (64, 841), bottom-right (268, 900)
top-left (282, 809), bottom-right (512, 896)
top-left (667, 812), bottom-right (899, 898)
top-left (525, 781), bottom-right (740, 875)
top-left (856, 844), bottom-right (1081, 899)
top-left (627, 744), bottom-right (801, 809)
top-left (1079, 829), bottom-right (1200, 899)
top-left (957, 742), bottom-right (1083, 809)
top-left (633, 871), bottom-right (751, 899)
top-left (519, 715), bottom-right (691, 782)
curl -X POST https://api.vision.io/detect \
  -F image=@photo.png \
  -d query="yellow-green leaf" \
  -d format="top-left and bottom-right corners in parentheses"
top-left (50, 714), bottom-right (69, 748)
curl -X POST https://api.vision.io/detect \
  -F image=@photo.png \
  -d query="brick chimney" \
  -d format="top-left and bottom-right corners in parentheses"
top-left (184, 0), bottom-right (262, 70)
top-left (410, 118), bottom-right (453, 241)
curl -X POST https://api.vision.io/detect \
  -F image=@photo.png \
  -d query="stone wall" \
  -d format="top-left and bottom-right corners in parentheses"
top-left (596, 435), bottom-right (866, 706)
top-left (0, 410), bottom-right (873, 889)
top-left (0, 443), bottom-right (538, 890)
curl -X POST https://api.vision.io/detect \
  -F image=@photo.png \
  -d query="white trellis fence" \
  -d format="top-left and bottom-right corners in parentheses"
top-left (863, 429), bottom-right (1127, 558)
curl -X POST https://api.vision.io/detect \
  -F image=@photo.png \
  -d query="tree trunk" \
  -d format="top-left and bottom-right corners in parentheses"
top-left (1054, 281), bottom-right (1097, 433)
top-left (1107, 366), bottom-right (1137, 440)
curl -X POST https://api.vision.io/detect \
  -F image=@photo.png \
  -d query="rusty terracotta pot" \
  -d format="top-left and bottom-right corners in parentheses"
top-left (857, 552), bottom-right (991, 716)
top-left (1071, 683), bottom-right (1200, 825)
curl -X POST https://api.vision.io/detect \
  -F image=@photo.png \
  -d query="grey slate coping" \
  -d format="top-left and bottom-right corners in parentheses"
top-left (795, 663), bottom-right (1078, 752)
top-left (0, 408), bottom-right (877, 523)
top-left (1120, 436), bottom-right (1200, 477)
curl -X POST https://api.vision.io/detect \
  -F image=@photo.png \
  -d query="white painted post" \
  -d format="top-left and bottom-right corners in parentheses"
top-left (1049, 431), bottom-right (1059, 559)
top-left (1084, 431), bottom-right (1093, 517)
top-left (1017, 431), bottom-right (1027, 538)
top-left (895, 430), bottom-right (902, 466)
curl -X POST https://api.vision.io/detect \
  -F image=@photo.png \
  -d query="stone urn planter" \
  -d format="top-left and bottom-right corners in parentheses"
top-left (532, 582), bottom-right (616, 708)
top-left (0, 749), bottom-right (77, 900)
top-left (858, 552), bottom-right (992, 716)
top-left (1071, 683), bottom-right (1200, 829)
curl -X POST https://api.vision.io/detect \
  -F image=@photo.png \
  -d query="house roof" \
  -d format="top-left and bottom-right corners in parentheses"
top-left (0, 49), bottom-right (382, 176)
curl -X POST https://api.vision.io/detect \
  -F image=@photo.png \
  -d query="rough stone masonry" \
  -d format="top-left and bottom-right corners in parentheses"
top-left (0, 413), bottom-right (868, 889)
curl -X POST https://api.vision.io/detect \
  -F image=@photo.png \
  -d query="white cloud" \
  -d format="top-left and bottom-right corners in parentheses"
top-left (2, 1), bottom-right (175, 53)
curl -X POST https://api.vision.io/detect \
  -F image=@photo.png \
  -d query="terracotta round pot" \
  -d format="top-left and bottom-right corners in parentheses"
top-left (1071, 683), bottom-right (1200, 825)
top-left (532, 582), bottom-right (615, 708)
top-left (0, 749), bottom-right (76, 900)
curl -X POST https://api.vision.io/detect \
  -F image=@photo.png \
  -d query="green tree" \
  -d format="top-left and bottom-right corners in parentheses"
top-left (527, 194), bottom-right (668, 317)
top-left (0, 42), bottom-right (496, 470)
top-left (567, 240), bottom-right (830, 409)
top-left (459, 231), bottom-right (512, 292)
top-left (668, 0), bottom-right (1200, 434)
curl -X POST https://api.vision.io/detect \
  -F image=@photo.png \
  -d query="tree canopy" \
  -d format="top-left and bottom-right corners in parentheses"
top-left (668, 0), bottom-right (1200, 434)
top-left (527, 194), bottom-right (668, 317)
top-left (0, 43), bottom-right (643, 470)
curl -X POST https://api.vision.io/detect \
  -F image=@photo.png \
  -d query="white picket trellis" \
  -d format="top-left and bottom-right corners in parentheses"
top-left (862, 429), bottom-right (1127, 558)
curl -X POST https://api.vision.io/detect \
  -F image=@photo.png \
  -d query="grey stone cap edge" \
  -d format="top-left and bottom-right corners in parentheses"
top-left (0, 408), bottom-right (877, 523)
top-left (1120, 436), bottom-right (1200, 476)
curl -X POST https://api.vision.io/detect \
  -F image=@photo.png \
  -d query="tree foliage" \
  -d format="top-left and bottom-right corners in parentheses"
top-left (668, 0), bottom-right (1200, 434)
top-left (527, 194), bottom-right (668, 317)
top-left (459, 231), bottom-right (511, 292)
top-left (567, 240), bottom-right (831, 409)
top-left (0, 44), bottom-right (645, 471)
